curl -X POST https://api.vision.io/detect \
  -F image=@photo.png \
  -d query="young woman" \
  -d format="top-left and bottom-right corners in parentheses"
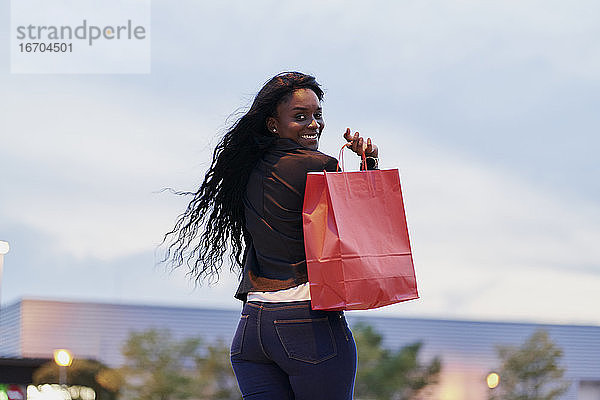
top-left (165, 72), bottom-right (379, 399)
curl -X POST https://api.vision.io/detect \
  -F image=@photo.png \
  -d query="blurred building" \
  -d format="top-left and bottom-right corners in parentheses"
top-left (1, 298), bottom-right (599, 399)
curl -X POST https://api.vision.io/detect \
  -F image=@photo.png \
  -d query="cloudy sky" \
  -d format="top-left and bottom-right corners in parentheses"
top-left (1, 0), bottom-right (599, 325)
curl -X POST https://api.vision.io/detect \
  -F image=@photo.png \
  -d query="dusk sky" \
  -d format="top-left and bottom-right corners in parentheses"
top-left (1, 1), bottom-right (599, 325)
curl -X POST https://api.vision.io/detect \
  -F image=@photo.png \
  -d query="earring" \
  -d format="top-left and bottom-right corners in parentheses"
top-left (272, 128), bottom-right (277, 133)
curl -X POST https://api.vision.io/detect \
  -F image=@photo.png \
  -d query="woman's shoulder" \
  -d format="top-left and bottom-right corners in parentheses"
top-left (312, 150), bottom-right (338, 171)
top-left (269, 139), bottom-right (337, 171)
top-left (279, 148), bottom-right (337, 172)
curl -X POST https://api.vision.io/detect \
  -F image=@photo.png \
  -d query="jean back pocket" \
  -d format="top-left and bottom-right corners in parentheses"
top-left (274, 317), bottom-right (337, 364)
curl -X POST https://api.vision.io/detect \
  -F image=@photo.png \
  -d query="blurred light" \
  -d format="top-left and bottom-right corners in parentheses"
top-left (0, 241), bottom-right (9, 255)
top-left (79, 387), bottom-right (96, 400)
top-left (487, 372), bottom-right (500, 389)
top-left (27, 384), bottom-right (95, 400)
top-left (53, 349), bottom-right (73, 367)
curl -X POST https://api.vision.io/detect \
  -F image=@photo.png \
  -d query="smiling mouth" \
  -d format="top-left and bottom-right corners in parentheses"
top-left (300, 133), bottom-right (318, 140)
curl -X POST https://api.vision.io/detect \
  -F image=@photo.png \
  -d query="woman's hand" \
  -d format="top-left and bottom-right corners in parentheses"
top-left (343, 128), bottom-right (379, 158)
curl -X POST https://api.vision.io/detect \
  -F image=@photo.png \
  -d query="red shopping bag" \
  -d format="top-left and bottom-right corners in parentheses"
top-left (302, 153), bottom-right (418, 311)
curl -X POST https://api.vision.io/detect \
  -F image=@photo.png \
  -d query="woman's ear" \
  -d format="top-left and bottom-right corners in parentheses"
top-left (266, 117), bottom-right (278, 134)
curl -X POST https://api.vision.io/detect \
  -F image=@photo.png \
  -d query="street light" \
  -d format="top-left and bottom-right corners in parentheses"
top-left (0, 240), bottom-right (9, 313)
top-left (0, 240), bottom-right (9, 281)
top-left (54, 349), bottom-right (73, 386)
top-left (487, 372), bottom-right (500, 389)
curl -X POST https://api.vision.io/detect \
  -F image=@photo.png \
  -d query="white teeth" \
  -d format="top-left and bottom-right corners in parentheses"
top-left (301, 133), bottom-right (318, 139)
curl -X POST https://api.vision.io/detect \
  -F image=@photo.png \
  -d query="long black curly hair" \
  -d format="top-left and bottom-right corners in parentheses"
top-left (163, 72), bottom-right (324, 283)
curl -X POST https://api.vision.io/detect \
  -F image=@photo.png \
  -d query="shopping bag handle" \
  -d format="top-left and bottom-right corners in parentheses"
top-left (337, 143), bottom-right (367, 172)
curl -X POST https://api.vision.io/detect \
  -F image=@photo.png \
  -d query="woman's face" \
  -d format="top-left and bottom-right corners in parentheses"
top-left (267, 88), bottom-right (324, 150)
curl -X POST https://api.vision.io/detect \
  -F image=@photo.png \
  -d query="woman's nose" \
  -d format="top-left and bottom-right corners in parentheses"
top-left (307, 118), bottom-right (319, 130)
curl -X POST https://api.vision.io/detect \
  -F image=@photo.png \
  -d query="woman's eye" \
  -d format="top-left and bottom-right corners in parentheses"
top-left (314, 112), bottom-right (323, 119)
top-left (295, 114), bottom-right (306, 121)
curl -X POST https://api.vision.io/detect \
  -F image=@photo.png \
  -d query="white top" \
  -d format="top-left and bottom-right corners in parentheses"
top-left (247, 282), bottom-right (311, 303)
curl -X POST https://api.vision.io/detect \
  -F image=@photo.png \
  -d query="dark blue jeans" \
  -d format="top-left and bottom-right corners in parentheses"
top-left (230, 301), bottom-right (357, 399)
